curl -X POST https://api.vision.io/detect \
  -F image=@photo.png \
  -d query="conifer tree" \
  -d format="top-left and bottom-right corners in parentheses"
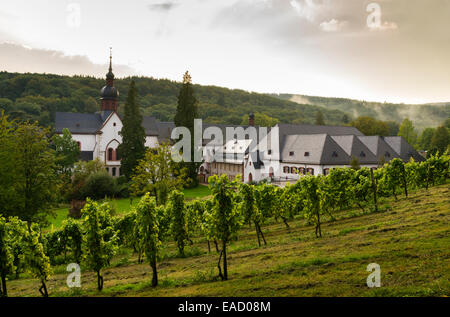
top-left (118, 80), bottom-right (146, 180)
top-left (174, 71), bottom-right (201, 187)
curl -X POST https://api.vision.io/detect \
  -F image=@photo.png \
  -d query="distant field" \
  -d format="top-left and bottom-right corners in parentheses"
top-left (15, 183), bottom-right (450, 297)
top-left (48, 185), bottom-right (211, 229)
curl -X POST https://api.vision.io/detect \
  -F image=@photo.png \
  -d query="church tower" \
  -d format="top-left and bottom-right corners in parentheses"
top-left (100, 48), bottom-right (119, 112)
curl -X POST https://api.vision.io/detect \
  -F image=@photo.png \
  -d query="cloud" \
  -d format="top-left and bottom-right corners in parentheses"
top-left (0, 43), bottom-right (136, 78)
top-left (148, 1), bottom-right (180, 12)
top-left (319, 19), bottom-right (348, 32)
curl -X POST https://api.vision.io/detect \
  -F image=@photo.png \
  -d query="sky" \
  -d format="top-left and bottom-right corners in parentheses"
top-left (0, 0), bottom-right (449, 104)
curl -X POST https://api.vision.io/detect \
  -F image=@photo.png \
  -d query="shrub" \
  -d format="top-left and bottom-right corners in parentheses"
top-left (81, 171), bottom-right (116, 200)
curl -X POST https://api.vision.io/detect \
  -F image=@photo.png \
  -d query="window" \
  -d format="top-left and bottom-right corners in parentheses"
top-left (385, 151), bottom-right (391, 158)
top-left (332, 151), bottom-right (338, 158)
top-left (112, 167), bottom-right (116, 177)
top-left (108, 148), bottom-right (113, 161)
top-left (289, 151), bottom-right (294, 156)
top-left (307, 168), bottom-right (314, 175)
top-left (76, 141), bottom-right (81, 150)
top-left (283, 166), bottom-right (289, 173)
top-left (268, 149), bottom-right (272, 155)
top-left (113, 122), bottom-right (116, 127)
top-left (299, 167), bottom-right (305, 175)
top-left (323, 168), bottom-right (330, 176)
top-left (304, 152), bottom-right (310, 157)
top-left (106, 167), bottom-right (109, 173)
top-left (360, 151), bottom-right (366, 157)
top-left (290, 167), bottom-right (297, 174)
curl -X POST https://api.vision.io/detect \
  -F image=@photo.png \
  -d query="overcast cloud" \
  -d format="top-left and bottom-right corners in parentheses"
top-left (0, 0), bottom-right (449, 103)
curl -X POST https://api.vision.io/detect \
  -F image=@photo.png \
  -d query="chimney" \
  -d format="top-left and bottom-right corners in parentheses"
top-left (249, 112), bottom-right (255, 126)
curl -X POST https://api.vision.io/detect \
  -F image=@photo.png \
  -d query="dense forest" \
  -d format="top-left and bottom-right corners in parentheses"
top-left (0, 71), bottom-right (349, 128)
top-left (275, 93), bottom-right (450, 131)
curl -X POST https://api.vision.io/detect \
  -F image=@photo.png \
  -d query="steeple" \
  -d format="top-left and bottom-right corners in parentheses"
top-left (100, 48), bottom-right (119, 112)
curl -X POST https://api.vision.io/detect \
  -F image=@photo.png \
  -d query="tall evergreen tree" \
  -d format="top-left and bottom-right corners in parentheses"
top-left (174, 71), bottom-right (201, 187)
top-left (315, 110), bottom-right (325, 125)
top-left (118, 80), bottom-right (146, 180)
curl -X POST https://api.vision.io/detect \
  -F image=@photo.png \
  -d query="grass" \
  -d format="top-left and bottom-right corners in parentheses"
top-left (11, 183), bottom-right (450, 297)
top-left (47, 185), bottom-right (211, 229)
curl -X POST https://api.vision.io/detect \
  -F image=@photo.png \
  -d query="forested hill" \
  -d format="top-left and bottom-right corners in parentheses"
top-left (274, 93), bottom-right (450, 131)
top-left (0, 71), bottom-right (348, 128)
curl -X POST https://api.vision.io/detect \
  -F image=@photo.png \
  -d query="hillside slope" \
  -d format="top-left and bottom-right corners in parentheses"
top-left (0, 72), bottom-right (348, 127)
top-left (8, 184), bottom-right (449, 297)
top-left (274, 94), bottom-right (450, 131)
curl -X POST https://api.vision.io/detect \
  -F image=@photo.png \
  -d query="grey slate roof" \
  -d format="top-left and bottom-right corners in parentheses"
top-left (281, 134), bottom-right (351, 165)
top-left (331, 135), bottom-right (379, 164)
top-left (384, 136), bottom-right (425, 162)
top-left (277, 123), bottom-right (363, 152)
top-left (55, 112), bottom-right (108, 134)
top-left (357, 136), bottom-right (400, 162)
top-left (142, 116), bottom-right (159, 136)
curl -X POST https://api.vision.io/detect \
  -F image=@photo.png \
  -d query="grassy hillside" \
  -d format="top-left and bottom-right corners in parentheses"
top-left (8, 184), bottom-right (449, 297)
top-left (274, 94), bottom-right (450, 131)
top-left (0, 72), bottom-right (348, 127)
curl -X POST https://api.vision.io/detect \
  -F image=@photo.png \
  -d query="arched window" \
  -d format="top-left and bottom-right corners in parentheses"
top-left (108, 148), bottom-right (113, 161)
top-left (115, 149), bottom-right (120, 161)
top-left (112, 167), bottom-right (116, 177)
top-left (248, 173), bottom-right (253, 183)
top-left (323, 168), bottom-right (330, 176)
top-left (283, 166), bottom-right (289, 173)
top-left (290, 167), bottom-right (297, 174)
top-left (76, 141), bottom-right (81, 150)
top-left (299, 167), bottom-right (305, 175)
top-left (307, 168), bottom-right (314, 175)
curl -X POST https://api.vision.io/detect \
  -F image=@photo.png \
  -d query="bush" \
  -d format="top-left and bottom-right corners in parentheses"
top-left (81, 171), bottom-right (116, 200)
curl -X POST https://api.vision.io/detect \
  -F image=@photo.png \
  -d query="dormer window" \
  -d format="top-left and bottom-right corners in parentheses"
top-left (268, 149), bottom-right (272, 155)
top-left (360, 151), bottom-right (366, 157)
top-left (76, 123), bottom-right (80, 127)
top-left (304, 152), bottom-right (310, 157)
top-left (332, 151), bottom-right (338, 158)
top-left (385, 151), bottom-right (391, 158)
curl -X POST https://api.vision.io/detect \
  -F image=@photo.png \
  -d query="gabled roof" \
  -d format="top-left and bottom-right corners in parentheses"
top-left (331, 135), bottom-right (379, 164)
top-left (55, 112), bottom-right (109, 134)
top-left (142, 116), bottom-right (159, 136)
top-left (276, 123), bottom-right (363, 152)
top-left (281, 134), bottom-right (351, 165)
top-left (383, 136), bottom-right (425, 162)
top-left (357, 136), bottom-right (400, 162)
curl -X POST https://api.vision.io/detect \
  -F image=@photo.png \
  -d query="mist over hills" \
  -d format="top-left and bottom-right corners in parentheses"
top-left (274, 94), bottom-right (450, 131)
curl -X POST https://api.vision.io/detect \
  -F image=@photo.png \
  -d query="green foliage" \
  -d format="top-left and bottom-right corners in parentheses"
top-left (82, 171), bottom-right (116, 200)
top-left (430, 126), bottom-right (450, 154)
top-left (298, 175), bottom-right (324, 238)
top-left (350, 116), bottom-right (389, 136)
top-left (207, 175), bottom-right (242, 280)
top-left (135, 193), bottom-right (162, 287)
top-left (23, 223), bottom-right (52, 297)
top-left (315, 110), bottom-right (325, 125)
top-left (117, 80), bottom-right (146, 180)
top-left (0, 217), bottom-right (21, 297)
top-left (81, 199), bottom-right (119, 291)
top-left (52, 128), bottom-right (80, 176)
top-left (166, 190), bottom-right (188, 256)
top-left (239, 112), bottom-right (279, 127)
top-left (398, 118), bottom-right (418, 147)
top-left (131, 143), bottom-right (186, 205)
top-left (0, 116), bottom-right (58, 225)
top-left (174, 71), bottom-right (201, 187)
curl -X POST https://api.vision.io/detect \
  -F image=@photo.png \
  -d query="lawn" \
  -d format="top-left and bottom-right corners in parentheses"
top-left (13, 183), bottom-right (450, 297)
top-left (48, 185), bottom-right (211, 229)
